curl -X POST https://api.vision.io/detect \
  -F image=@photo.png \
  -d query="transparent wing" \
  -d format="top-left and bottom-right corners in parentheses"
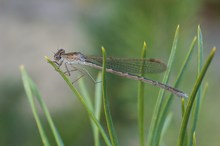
top-left (85, 56), bottom-right (167, 74)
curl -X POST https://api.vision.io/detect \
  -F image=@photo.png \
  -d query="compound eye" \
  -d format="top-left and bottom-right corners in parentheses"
top-left (54, 49), bottom-right (65, 61)
top-left (54, 55), bottom-right (61, 61)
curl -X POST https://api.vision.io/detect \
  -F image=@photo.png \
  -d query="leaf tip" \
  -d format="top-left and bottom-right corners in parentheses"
top-left (143, 41), bottom-right (147, 48)
top-left (45, 56), bottom-right (53, 64)
top-left (45, 56), bottom-right (49, 60)
top-left (181, 97), bottom-right (185, 103)
top-left (175, 25), bottom-right (180, 36)
top-left (101, 46), bottom-right (106, 53)
top-left (193, 36), bottom-right (197, 42)
top-left (177, 24), bottom-right (180, 28)
top-left (19, 65), bottom-right (25, 70)
top-left (212, 47), bottom-right (216, 52)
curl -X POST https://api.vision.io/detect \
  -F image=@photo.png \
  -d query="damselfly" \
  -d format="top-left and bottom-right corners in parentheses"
top-left (53, 49), bottom-right (188, 98)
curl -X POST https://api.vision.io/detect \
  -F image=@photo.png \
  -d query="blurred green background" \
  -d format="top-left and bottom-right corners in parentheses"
top-left (0, 0), bottom-right (219, 145)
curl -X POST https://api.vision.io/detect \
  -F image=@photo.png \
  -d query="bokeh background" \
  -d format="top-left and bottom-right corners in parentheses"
top-left (0, 0), bottom-right (219, 145)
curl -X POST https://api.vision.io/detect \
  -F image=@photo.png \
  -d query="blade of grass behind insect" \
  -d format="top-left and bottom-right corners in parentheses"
top-left (101, 47), bottom-right (119, 146)
top-left (78, 77), bottom-right (96, 146)
top-left (201, 83), bottom-right (208, 101)
top-left (188, 26), bottom-right (204, 146)
top-left (188, 83), bottom-right (208, 146)
top-left (88, 73), bottom-right (103, 146)
top-left (79, 78), bottom-right (94, 111)
top-left (93, 73), bottom-right (102, 146)
top-left (158, 113), bottom-right (173, 146)
top-left (147, 25), bottom-right (179, 146)
top-left (181, 98), bottom-right (186, 117)
top-left (154, 36), bottom-right (197, 146)
top-left (181, 98), bottom-right (188, 146)
top-left (177, 47), bottom-right (216, 146)
top-left (138, 42), bottom-right (147, 146)
top-left (29, 77), bottom-right (64, 146)
top-left (193, 132), bottom-right (197, 146)
top-left (79, 73), bottom-right (102, 146)
top-left (189, 84), bottom-right (208, 146)
top-left (46, 57), bottom-right (111, 146)
top-left (20, 65), bottom-right (50, 146)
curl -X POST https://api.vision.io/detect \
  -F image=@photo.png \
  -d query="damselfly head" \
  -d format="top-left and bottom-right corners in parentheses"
top-left (54, 49), bottom-right (65, 61)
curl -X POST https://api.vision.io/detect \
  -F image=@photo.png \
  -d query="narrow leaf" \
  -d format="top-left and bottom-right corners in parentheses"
top-left (94, 73), bottom-right (102, 146)
top-left (177, 47), bottom-right (216, 146)
top-left (154, 36), bottom-right (197, 146)
top-left (20, 65), bottom-right (50, 146)
top-left (148, 25), bottom-right (179, 146)
top-left (188, 26), bottom-right (204, 146)
top-left (138, 41), bottom-right (147, 146)
top-left (101, 47), bottom-right (119, 146)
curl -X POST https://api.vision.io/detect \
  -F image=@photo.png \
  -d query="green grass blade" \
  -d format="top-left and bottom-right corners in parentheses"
top-left (79, 76), bottom-right (101, 146)
top-left (79, 73), bottom-right (102, 146)
top-left (188, 84), bottom-right (208, 146)
top-left (181, 98), bottom-right (186, 117)
top-left (193, 132), bottom-right (197, 146)
top-left (197, 25), bottom-right (204, 73)
top-left (101, 47), bottom-right (119, 146)
top-left (75, 71), bottom-right (103, 146)
top-left (174, 36), bottom-right (197, 87)
top-left (181, 98), bottom-right (188, 146)
top-left (188, 26), bottom-right (204, 146)
top-left (138, 42), bottom-right (147, 146)
top-left (20, 65), bottom-right (50, 146)
top-left (21, 65), bottom-right (64, 146)
top-left (158, 113), bottom-right (173, 146)
top-left (46, 56), bottom-right (112, 146)
top-left (177, 47), bottom-right (216, 146)
top-left (94, 73), bottom-right (102, 146)
top-left (154, 36), bottom-right (197, 146)
top-left (202, 83), bottom-right (208, 100)
top-left (78, 78), bottom-right (93, 111)
top-left (147, 25), bottom-right (179, 146)
top-left (29, 79), bottom-right (64, 146)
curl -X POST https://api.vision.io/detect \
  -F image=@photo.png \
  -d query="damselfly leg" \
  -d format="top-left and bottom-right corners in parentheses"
top-left (64, 64), bottom-right (101, 84)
